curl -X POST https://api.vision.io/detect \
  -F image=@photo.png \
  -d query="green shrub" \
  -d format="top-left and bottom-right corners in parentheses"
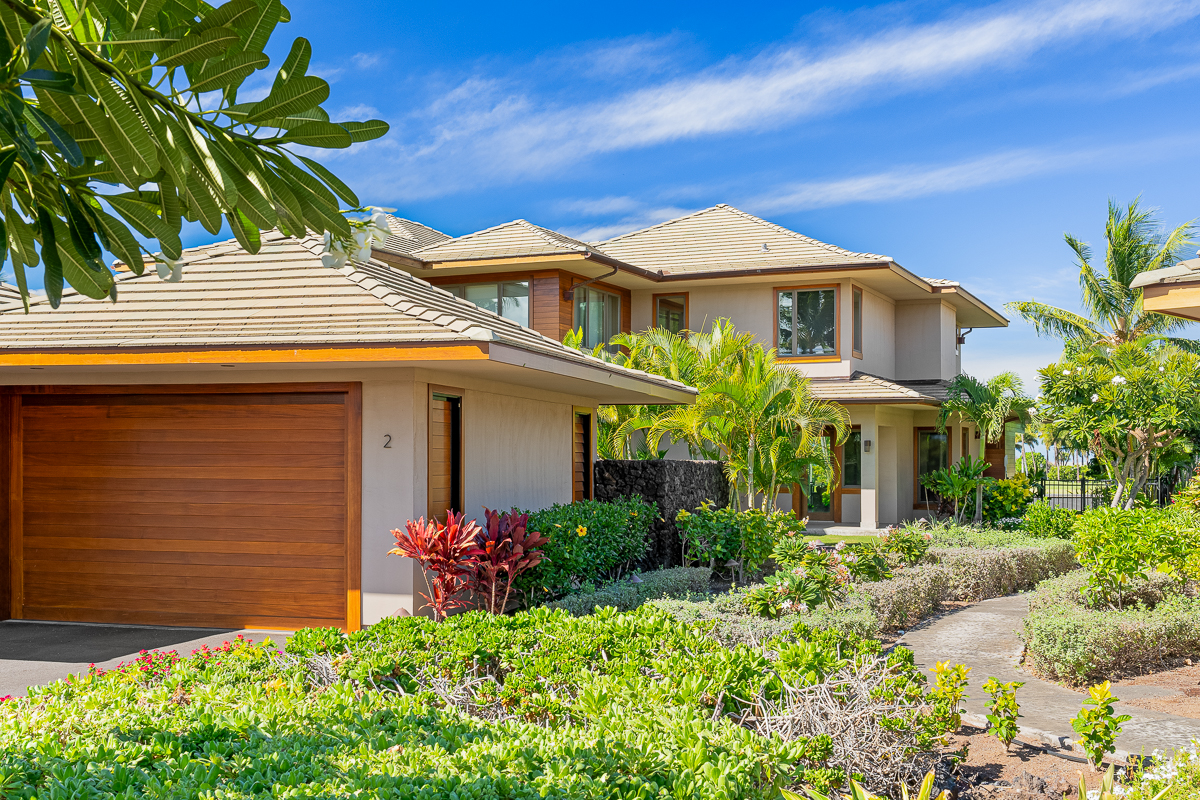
top-left (1019, 500), bottom-right (1076, 539)
top-left (1074, 507), bottom-right (1156, 608)
top-left (676, 504), bottom-right (796, 578)
top-left (926, 542), bottom-right (1077, 602)
top-left (880, 525), bottom-right (932, 566)
top-left (545, 567), bottom-right (712, 615)
top-left (1023, 571), bottom-right (1200, 684)
top-left (929, 526), bottom-right (1058, 549)
top-left (855, 565), bottom-right (953, 630)
top-left (518, 497), bottom-right (655, 600)
top-left (982, 473), bottom-right (1035, 523)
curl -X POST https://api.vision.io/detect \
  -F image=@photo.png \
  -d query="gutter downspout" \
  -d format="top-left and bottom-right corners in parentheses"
top-left (563, 264), bottom-right (620, 300)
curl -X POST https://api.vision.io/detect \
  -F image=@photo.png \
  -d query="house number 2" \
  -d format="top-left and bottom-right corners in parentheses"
top-left (383, 434), bottom-right (392, 448)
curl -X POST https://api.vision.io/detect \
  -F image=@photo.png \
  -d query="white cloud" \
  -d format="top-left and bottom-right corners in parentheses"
top-left (370, 0), bottom-right (1200, 197)
top-left (351, 52), bottom-right (387, 70)
top-left (335, 104), bottom-right (380, 120)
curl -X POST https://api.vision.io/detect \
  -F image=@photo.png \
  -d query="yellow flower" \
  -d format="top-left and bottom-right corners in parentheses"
top-left (577, 525), bottom-right (587, 537)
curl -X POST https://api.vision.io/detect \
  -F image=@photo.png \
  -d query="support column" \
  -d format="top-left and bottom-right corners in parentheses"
top-left (859, 408), bottom-right (879, 531)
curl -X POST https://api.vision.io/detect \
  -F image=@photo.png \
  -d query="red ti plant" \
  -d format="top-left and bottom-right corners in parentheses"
top-left (470, 508), bottom-right (548, 614)
top-left (388, 512), bottom-right (483, 621)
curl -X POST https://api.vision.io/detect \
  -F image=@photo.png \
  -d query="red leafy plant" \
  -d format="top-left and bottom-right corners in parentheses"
top-left (388, 512), bottom-right (484, 621)
top-left (469, 508), bottom-right (548, 614)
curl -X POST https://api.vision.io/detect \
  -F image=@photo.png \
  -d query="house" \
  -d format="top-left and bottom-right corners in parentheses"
top-left (373, 205), bottom-right (1009, 529)
top-left (0, 232), bottom-right (694, 631)
top-left (1131, 254), bottom-right (1200, 321)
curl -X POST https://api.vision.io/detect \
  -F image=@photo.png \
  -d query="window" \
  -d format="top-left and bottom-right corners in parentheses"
top-left (916, 428), bottom-right (949, 505)
top-left (843, 429), bottom-right (862, 487)
top-left (654, 294), bottom-right (688, 334)
top-left (961, 427), bottom-right (969, 462)
top-left (444, 281), bottom-right (530, 327)
top-left (574, 286), bottom-right (621, 351)
top-left (852, 287), bottom-right (863, 357)
top-left (777, 287), bottom-right (836, 357)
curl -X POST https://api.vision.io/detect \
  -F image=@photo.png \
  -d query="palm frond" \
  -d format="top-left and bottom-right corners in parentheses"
top-left (1003, 301), bottom-right (1100, 343)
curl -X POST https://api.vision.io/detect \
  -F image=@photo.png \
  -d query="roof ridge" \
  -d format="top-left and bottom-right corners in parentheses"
top-left (595, 204), bottom-right (720, 245)
top-left (387, 216), bottom-right (450, 239)
top-left (411, 218), bottom-right (526, 255)
top-left (514, 219), bottom-right (589, 252)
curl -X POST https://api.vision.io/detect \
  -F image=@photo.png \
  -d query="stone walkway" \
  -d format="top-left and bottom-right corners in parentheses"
top-left (899, 594), bottom-right (1200, 756)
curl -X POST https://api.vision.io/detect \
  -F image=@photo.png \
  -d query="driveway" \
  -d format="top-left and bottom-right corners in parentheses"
top-left (0, 620), bottom-right (292, 698)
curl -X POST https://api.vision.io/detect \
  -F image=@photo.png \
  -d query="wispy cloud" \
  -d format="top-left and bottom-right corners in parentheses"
top-left (357, 0), bottom-right (1200, 198)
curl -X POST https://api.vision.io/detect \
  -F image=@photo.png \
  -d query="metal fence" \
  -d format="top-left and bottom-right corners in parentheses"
top-left (1034, 477), bottom-right (1172, 511)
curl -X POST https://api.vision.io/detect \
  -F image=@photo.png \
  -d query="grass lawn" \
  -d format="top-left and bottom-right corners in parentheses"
top-left (808, 533), bottom-right (880, 545)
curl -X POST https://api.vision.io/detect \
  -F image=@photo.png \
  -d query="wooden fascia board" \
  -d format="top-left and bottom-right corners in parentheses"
top-left (0, 342), bottom-right (490, 367)
top-left (1143, 282), bottom-right (1200, 322)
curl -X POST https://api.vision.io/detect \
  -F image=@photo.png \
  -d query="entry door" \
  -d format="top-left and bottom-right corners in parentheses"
top-left (428, 390), bottom-right (462, 522)
top-left (794, 431), bottom-right (841, 522)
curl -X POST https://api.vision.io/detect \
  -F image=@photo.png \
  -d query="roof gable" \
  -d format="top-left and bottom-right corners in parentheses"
top-left (596, 204), bottom-right (889, 275)
top-left (415, 219), bottom-right (595, 263)
top-left (383, 216), bottom-right (452, 257)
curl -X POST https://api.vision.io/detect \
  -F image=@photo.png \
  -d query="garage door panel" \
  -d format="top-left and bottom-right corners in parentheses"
top-left (25, 547), bottom-right (345, 570)
top-left (16, 387), bottom-right (355, 629)
top-left (25, 522), bottom-right (344, 544)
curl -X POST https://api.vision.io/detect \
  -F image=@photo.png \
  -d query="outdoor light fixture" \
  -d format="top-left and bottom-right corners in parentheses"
top-left (863, 440), bottom-right (872, 453)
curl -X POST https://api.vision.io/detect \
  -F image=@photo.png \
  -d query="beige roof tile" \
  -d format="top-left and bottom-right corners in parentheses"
top-left (383, 217), bottom-right (452, 257)
top-left (595, 204), bottom-right (889, 275)
top-left (0, 233), bottom-right (693, 396)
top-left (807, 371), bottom-right (939, 405)
top-left (415, 219), bottom-right (595, 262)
top-left (0, 283), bottom-right (20, 301)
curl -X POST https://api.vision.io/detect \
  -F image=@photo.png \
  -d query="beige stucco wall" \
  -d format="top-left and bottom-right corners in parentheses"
top-left (894, 301), bottom-right (959, 381)
top-left (851, 287), bottom-right (895, 378)
top-left (0, 364), bottom-right (592, 627)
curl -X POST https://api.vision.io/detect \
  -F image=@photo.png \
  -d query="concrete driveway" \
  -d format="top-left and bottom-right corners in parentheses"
top-left (0, 620), bottom-right (292, 698)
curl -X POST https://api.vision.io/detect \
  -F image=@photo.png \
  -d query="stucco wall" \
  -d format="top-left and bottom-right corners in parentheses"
top-left (852, 287), bottom-right (895, 379)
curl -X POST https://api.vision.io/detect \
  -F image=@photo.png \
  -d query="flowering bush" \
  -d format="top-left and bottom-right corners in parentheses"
top-left (880, 525), bottom-right (932, 566)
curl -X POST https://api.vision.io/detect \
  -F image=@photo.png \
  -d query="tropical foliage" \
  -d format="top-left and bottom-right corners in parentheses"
top-left (1006, 198), bottom-right (1198, 351)
top-left (0, 0), bottom-right (389, 308)
top-left (567, 320), bottom-right (850, 511)
top-left (1036, 340), bottom-right (1200, 508)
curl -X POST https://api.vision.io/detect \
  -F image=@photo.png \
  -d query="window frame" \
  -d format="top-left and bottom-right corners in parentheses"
top-left (442, 280), bottom-right (531, 328)
top-left (774, 283), bottom-right (840, 362)
top-left (852, 286), bottom-right (864, 359)
top-left (652, 292), bottom-right (689, 334)
top-left (913, 426), bottom-right (950, 507)
top-left (573, 285), bottom-right (622, 352)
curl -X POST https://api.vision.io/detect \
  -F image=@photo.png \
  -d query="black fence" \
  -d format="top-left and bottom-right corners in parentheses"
top-left (1034, 477), bottom-right (1172, 511)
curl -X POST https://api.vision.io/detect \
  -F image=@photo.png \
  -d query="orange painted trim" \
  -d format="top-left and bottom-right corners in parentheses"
top-left (0, 343), bottom-right (490, 368)
top-left (344, 382), bottom-right (363, 633)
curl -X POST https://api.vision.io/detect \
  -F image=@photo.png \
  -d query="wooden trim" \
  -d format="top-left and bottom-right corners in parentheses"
top-left (774, 283), bottom-right (841, 363)
top-left (851, 285), bottom-right (864, 359)
top-left (571, 409), bottom-right (593, 502)
top-left (424, 253), bottom-right (591, 269)
top-left (0, 344), bottom-right (489, 368)
top-left (344, 383), bottom-right (362, 633)
top-left (652, 292), bottom-right (690, 332)
top-left (2, 394), bottom-right (18, 620)
top-left (426, 269), bottom-right (558, 287)
top-left (1, 382), bottom-right (357, 396)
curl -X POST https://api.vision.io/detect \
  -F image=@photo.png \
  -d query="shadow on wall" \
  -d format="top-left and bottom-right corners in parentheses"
top-left (593, 460), bottom-right (730, 569)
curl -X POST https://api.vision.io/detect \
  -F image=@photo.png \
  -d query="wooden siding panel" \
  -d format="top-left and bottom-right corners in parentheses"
top-left (16, 389), bottom-right (352, 629)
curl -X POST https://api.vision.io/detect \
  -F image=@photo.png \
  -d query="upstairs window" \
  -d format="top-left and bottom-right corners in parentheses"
top-left (655, 294), bottom-right (688, 334)
top-left (574, 286), bottom-right (621, 351)
top-left (444, 281), bottom-right (530, 327)
top-left (852, 287), bottom-right (863, 357)
top-left (777, 287), bottom-right (836, 358)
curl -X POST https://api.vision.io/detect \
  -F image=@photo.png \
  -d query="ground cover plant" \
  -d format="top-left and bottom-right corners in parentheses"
top-left (546, 567), bottom-right (712, 615)
top-left (0, 607), bottom-right (968, 799)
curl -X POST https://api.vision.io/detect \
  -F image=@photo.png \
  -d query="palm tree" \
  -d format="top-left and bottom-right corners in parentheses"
top-left (1005, 198), bottom-right (1198, 349)
top-left (936, 372), bottom-right (1035, 522)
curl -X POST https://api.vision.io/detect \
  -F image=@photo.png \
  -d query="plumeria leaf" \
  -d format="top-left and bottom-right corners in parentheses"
top-left (340, 119), bottom-right (389, 143)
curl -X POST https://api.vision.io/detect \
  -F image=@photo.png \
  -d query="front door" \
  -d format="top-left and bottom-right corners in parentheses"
top-left (793, 432), bottom-right (841, 522)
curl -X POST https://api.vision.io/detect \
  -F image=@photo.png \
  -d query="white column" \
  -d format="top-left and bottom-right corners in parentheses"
top-left (859, 408), bottom-right (879, 531)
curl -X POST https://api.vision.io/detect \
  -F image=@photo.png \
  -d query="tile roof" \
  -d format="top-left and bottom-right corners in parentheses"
top-left (806, 371), bottom-right (940, 405)
top-left (0, 233), bottom-right (693, 396)
top-left (0, 283), bottom-right (21, 301)
top-left (1130, 257), bottom-right (1200, 288)
top-left (383, 217), bottom-right (452, 257)
top-left (413, 219), bottom-right (596, 262)
top-left (595, 204), bottom-right (890, 276)
top-left (893, 378), bottom-right (955, 403)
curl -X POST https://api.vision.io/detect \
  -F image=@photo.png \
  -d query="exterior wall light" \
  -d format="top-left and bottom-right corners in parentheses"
top-left (863, 440), bottom-right (872, 453)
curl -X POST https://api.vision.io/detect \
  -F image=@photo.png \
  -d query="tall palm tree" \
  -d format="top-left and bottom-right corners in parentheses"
top-left (1006, 198), bottom-right (1198, 349)
top-left (936, 372), bottom-right (1035, 522)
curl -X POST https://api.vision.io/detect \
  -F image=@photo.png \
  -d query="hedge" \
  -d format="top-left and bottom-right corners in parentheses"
top-left (546, 567), bottom-right (712, 616)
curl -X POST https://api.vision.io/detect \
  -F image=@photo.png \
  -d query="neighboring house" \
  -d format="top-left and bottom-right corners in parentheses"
top-left (1131, 254), bottom-right (1200, 321)
top-left (0, 232), bottom-right (693, 631)
top-left (374, 205), bottom-right (1009, 529)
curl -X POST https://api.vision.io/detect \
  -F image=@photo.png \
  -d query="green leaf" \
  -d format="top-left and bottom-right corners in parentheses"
top-left (155, 26), bottom-right (240, 70)
top-left (159, 173), bottom-right (182, 232)
top-left (207, 137), bottom-right (275, 229)
top-left (226, 207), bottom-right (261, 254)
top-left (81, 67), bottom-right (159, 178)
top-left (60, 188), bottom-right (103, 263)
top-left (272, 36), bottom-right (310, 91)
top-left (172, 111), bottom-right (235, 207)
top-left (188, 51), bottom-right (267, 93)
top-left (238, 0), bottom-right (281, 56)
top-left (21, 69), bottom-right (77, 93)
top-left (55, 219), bottom-right (114, 299)
top-left (6, 202), bottom-right (39, 270)
top-left (0, 149), bottom-right (16, 191)
top-left (183, 165), bottom-right (224, 234)
top-left (260, 164), bottom-right (306, 236)
top-left (105, 193), bottom-right (182, 259)
top-left (247, 75), bottom-right (327, 123)
top-left (69, 96), bottom-right (139, 185)
top-left (283, 120), bottom-right (350, 149)
top-left (90, 205), bottom-right (146, 275)
top-left (296, 154), bottom-right (357, 206)
top-left (340, 120), bottom-right (389, 143)
top-left (257, 107), bottom-right (329, 129)
top-left (195, 0), bottom-right (258, 35)
top-left (106, 31), bottom-right (182, 51)
top-left (24, 19), bottom-right (51, 67)
top-left (128, 0), bottom-right (166, 30)
top-left (26, 104), bottom-right (84, 166)
top-left (37, 208), bottom-right (63, 308)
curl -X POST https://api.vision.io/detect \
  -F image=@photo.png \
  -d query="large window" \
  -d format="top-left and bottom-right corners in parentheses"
top-left (444, 281), bottom-right (530, 327)
top-left (916, 428), bottom-right (949, 505)
top-left (574, 286), bottom-right (621, 351)
top-left (777, 287), bottom-right (836, 357)
top-left (655, 294), bottom-right (687, 334)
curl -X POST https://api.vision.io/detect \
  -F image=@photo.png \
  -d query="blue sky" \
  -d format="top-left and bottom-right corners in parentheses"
top-left (35, 0), bottom-right (1200, 388)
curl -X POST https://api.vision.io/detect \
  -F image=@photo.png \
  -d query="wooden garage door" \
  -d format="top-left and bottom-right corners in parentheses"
top-left (5, 385), bottom-right (361, 630)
